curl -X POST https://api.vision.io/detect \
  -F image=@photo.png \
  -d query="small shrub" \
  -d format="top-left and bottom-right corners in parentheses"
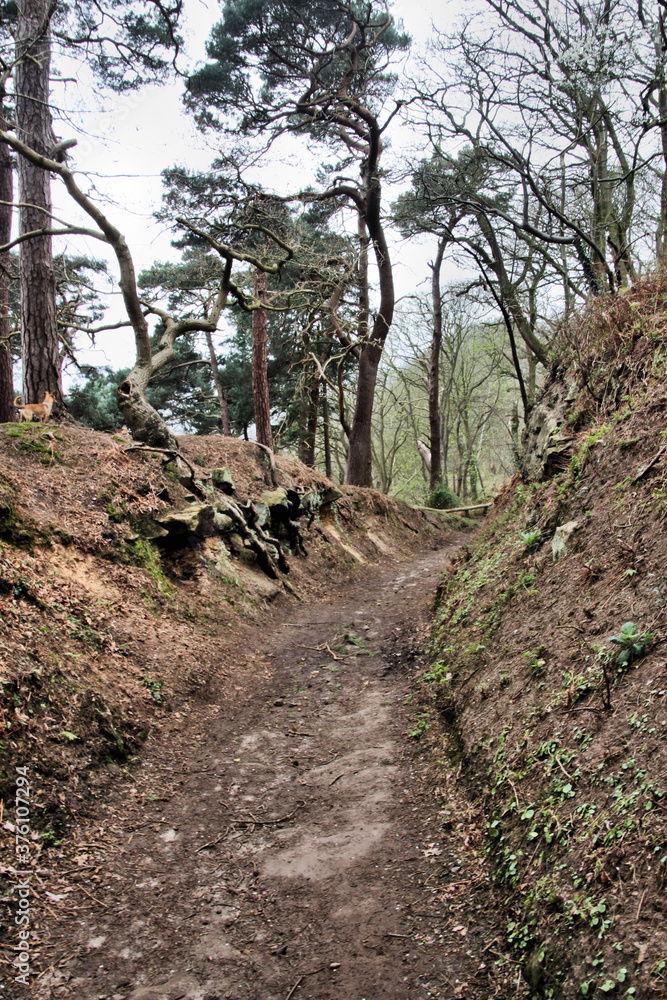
top-left (521, 528), bottom-right (542, 552)
top-left (426, 485), bottom-right (461, 510)
top-left (608, 622), bottom-right (653, 670)
top-left (423, 661), bottom-right (451, 683)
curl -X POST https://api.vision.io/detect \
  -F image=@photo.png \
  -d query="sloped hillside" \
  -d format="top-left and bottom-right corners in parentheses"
top-left (421, 275), bottom-right (667, 1000)
top-left (0, 426), bottom-right (453, 856)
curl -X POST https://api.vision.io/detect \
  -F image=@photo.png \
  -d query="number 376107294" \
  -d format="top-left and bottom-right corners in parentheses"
top-left (15, 767), bottom-right (30, 864)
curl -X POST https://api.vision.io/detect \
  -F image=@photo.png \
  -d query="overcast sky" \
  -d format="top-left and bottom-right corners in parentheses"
top-left (47, 0), bottom-right (462, 379)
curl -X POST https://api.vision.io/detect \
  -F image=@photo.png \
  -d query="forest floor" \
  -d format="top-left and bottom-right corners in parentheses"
top-left (31, 537), bottom-right (527, 1000)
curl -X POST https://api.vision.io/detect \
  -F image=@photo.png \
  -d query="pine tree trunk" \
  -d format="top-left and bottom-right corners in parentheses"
top-left (322, 385), bottom-right (332, 480)
top-left (428, 239), bottom-right (446, 492)
top-left (251, 270), bottom-right (273, 450)
top-left (16, 0), bottom-right (60, 411)
top-left (345, 340), bottom-right (382, 486)
top-left (0, 108), bottom-right (13, 423)
top-left (205, 329), bottom-right (231, 434)
top-left (345, 163), bottom-right (394, 487)
top-left (299, 371), bottom-right (319, 467)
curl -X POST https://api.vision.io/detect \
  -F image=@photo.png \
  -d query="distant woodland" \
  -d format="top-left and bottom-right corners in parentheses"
top-left (3, 0), bottom-right (665, 501)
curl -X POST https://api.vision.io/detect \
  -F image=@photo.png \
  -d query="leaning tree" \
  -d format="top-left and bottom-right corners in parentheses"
top-left (8, 0), bottom-right (184, 416)
top-left (159, 161), bottom-right (359, 457)
top-left (184, 0), bottom-right (410, 486)
top-left (0, 126), bottom-right (351, 451)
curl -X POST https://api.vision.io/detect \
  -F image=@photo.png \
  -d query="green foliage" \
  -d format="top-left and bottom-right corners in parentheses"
top-left (61, 2), bottom-right (183, 93)
top-left (423, 660), bottom-right (452, 683)
top-left (143, 678), bottom-right (165, 704)
top-left (66, 366), bottom-right (125, 431)
top-left (186, 0), bottom-right (410, 132)
top-left (607, 622), bottom-right (653, 670)
top-left (66, 335), bottom-right (222, 436)
top-left (426, 484), bottom-right (461, 510)
top-left (524, 650), bottom-right (546, 677)
top-left (409, 715), bottom-right (430, 739)
top-left (40, 829), bottom-right (63, 847)
top-left (520, 527), bottom-right (542, 551)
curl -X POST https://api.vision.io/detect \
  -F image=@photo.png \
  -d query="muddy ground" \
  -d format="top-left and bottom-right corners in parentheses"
top-left (27, 538), bottom-right (526, 1000)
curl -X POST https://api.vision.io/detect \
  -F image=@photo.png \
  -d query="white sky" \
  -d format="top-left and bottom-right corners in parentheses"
top-left (44, 0), bottom-right (465, 380)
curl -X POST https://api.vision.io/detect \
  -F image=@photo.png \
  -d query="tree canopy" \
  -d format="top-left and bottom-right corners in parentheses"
top-left (4, 0), bottom-right (666, 499)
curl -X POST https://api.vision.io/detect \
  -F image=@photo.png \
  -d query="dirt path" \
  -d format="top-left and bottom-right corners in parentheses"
top-left (34, 539), bottom-right (521, 1000)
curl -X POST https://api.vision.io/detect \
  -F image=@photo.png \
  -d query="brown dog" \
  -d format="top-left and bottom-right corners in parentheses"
top-left (14, 391), bottom-right (55, 423)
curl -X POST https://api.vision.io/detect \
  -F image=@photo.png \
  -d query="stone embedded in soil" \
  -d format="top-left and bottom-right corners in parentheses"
top-left (551, 518), bottom-right (579, 561)
top-left (210, 466), bottom-right (235, 493)
top-left (156, 503), bottom-right (216, 537)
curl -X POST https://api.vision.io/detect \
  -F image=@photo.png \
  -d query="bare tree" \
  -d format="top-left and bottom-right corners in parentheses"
top-left (417, 0), bottom-right (667, 294)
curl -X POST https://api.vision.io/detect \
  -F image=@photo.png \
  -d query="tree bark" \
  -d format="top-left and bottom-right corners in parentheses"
top-left (357, 215), bottom-right (370, 344)
top-left (298, 370), bottom-right (319, 467)
top-left (251, 269), bottom-right (273, 450)
top-left (345, 161), bottom-right (394, 486)
top-left (205, 329), bottom-right (231, 434)
top-left (16, 0), bottom-right (60, 411)
top-left (322, 384), bottom-right (332, 479)
top-left (346, 340), bottom-right (383, 486)
top-left (657, 68), bottom-right (667, 265)
top-left (428, 238), bottom-right (446, 491)
top-left (117, 368), bottom-right (178, 450)
top-left (0, 107), bottom-right (13, 422)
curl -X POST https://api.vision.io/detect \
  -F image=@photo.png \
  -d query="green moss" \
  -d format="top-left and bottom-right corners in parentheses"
top-left (49, 525), bottom-right (73, 545)
top-left (106, 502), bottom-right (124, 522)
top-left (120, 538), bottom-right (172, 596)
top-left (97, 489), bottom-right (126, 523)
top-left (0, 496), bottom-right (50, 552)
top-left (6, 425), bottom-right (62, 464)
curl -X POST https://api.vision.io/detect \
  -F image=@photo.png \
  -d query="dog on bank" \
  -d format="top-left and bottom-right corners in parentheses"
top-left (14, 391), bottom-right (55, 423)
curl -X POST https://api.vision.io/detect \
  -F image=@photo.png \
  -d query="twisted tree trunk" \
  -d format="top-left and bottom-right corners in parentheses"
top-left (345, 147), bottom-right (394, 487)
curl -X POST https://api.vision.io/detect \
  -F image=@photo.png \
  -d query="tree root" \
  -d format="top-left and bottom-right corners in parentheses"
top-left (124, 445), bottom-right (205, 498)
top-left (215, 492), bottom-right (301, 599)
top-left (254, 441), bottom-right (277, 486)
